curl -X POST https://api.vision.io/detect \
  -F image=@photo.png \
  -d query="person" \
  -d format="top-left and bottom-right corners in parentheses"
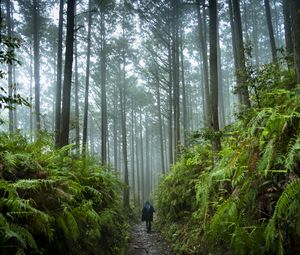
top-left (141, 201), bottom-right (155, 233)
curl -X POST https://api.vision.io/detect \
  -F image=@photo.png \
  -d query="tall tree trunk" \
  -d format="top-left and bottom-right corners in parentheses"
top-left (171, 0), bottom-right (180, 158)
top-left (55, 0), bottom-right (64, 146)
top-left (217, 31), bottom-right (225, 128)
top-left (59, 0), bottom-right (75, 147)
top-left (155, 69), bottom-right (166, 174)
top-left (100, 9), bottom-right (107, 165)
top-left (145, 118), bottom-right (150, 200)
top-left (231, 0), bottom-right (251, 109)
top-left (130, 104), bottom-right (135, 202)
top-left (197, 1), bottom-right (211, 127)
top-left (251, 0), bottom-right (260, 65)
top-left (29, 44), bottom-right (33, 140)
top-left (139, 110), bottom-right (145, 203)
top-left (6, 0), bottom-right (13, 133)
top-left (74, 3), bottom-right (80, 152)
top-left (264, 0), bottom-right (277, 62)
top-left (135, 111), bottom-right (141, 205)
top-left (120, 52), bottom-right (129, 208)
top-left (209, 0), bottom-right (221, 152)
top-left (32, 0), bottom-right (41, 135)
top-left (180, 31), bottom-right (188, 146)
top-left (113, 89), bottom-right (118, 170)
top-left (282, 0), bottom-right (293, 68)
top-left (290, 0), bottom-right (300, 83)
top-left (167, 41), bottom-right (173, 166)
top-left (82, 0), bottom-right (92, 154)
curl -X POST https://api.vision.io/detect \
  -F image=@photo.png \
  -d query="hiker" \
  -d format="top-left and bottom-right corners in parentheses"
top-left (141, 201), bottom-right (155, 233)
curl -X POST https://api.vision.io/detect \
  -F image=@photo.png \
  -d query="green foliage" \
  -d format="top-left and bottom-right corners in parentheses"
top-left (156, 65), bottom-right (300, 254)
top-left (0, 35), bottom-right (30, 110)
top-left (0, 132), bottom-right (129, 255)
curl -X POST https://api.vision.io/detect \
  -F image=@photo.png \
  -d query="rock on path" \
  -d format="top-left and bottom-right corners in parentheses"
top-left (127, 222), bottom-right (173, 255)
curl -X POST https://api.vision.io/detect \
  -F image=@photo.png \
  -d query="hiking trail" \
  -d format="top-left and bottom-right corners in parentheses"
top-left (127, 221), bottom-right (173, 255)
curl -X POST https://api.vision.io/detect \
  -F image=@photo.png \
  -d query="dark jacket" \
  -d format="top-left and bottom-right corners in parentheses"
top-left (142, 203), bottom-right (155, 221)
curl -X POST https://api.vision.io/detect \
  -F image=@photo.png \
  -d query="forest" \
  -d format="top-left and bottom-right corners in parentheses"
top-left (0, 0), bottom-right (300, 254)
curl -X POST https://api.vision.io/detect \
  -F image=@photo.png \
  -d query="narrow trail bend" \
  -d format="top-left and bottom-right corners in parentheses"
top-left (127, 222), bottom-right (173, 255)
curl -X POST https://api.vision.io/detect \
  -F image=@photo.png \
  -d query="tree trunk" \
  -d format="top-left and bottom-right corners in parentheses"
top-left (209, 0), bottom-right (221, 152)
top-left (180, 31), bottom-right (188, 146)
top-left (139, 109), bottom-right (145, 203)
top-left (251, 0), bottom-right (260, 65)
top-left (74, 3), bottom-right (80, 152)
top-left (130, 104), bottom-right (136, 202)
top-left (135, 111), bottom-right (141, 205)
top-left (59, 0), bottom-right (75, 147)
top-left (55, 0), bottom-right (64, 146)
top-left (145, 119), bottom-right (150, 200)
top-left (197, 1), bottom-right (211, 127)
top-left (6, 0), bottom-right (13, 133)
top-left (155, 65), bottom-right (165, 174)
top-left (231, 0), bottom-right (251, 109)
top-left (167, 41), bottom-right (173, 166)
top-left (290, 0), bottom-right (300, 83)
top-left (32, 0), bottom-right (41, 135)
top-left (82, 0), bottom-right (92, 154)
top-left (217, 30), bottom-right (225, 128)
top-left (113, 87), bottom-right (118, 170)
top-left (282, 0), bottom-right (293, 68)
top-left (29, 44), bottom-right (33, 141)
top-left (171, 0), bottom-right (180, 158)
top-left (120, 52), bottom-right (129, 208)
top-left (264, 0), bottom-right (277, 62)
top-left (100, 9), bottom-right (107, 165)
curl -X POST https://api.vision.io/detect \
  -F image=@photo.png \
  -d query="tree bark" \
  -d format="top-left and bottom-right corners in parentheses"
top-left (145, 119), bottom-right (150, 200)
top-left (231, 0), bottom-right (251, 109)
top-left (290, 0), bottom-right (300, 83)
top-left (251, 0), bottom-right (260, 65)
top-left (74, 3), bottom-right (80, 152)
top-left (135, 111), bottom-right (141, 205)
top-left (209, 0), bottom-right (221, 152)
top-left (171, 0), bottom-right (180, 158)
top-left (282, 0), bottom-right (293, 68)
top-left (155, 68), bottom-right (166, 174)
top-left (32, 0), bottom-right (41, 135)
top-left (54, 0), bottom-right (64, 146)
top-left (100, 9), bottom-right (107, 165)
top-left (139, 109), bottom-right (145, 203)
top-left (6, 0), bottom-right (13, 133)
top-left (113, 85), bottom-right (118, 170)
top-left (167, 41), bottom-right (173, 166)
top-left (130, 103), bottom-right (136, 202)
top-left (180, 31), bottom-right (188, 146)
top-left (59, 0), bottom-right (75, 147)
top-left (197, 1), bottom-right (211, 127)
top-left (264, 0), bottom-right (277, 62)
top-left (82, 0), bottom-right (92, 154)
top-left (120, 48), bottom-right (129, 208)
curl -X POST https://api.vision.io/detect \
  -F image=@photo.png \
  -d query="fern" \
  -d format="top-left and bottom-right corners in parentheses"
top-left (265, 179), bottom-right (300, 254)
top-left (2, 223), bottom-right (37, 251)
top-left (286, 135), bottom-right (300, 171)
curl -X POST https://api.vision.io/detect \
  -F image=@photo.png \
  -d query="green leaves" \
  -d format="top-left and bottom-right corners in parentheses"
top-left (156, 81), bottom-right (300, 254)
top-left (0, 133), bottom-right (128, 254)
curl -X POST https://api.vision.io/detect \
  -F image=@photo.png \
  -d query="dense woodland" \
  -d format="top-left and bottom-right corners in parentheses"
top-left (0, 0), bottom-right (300, 254)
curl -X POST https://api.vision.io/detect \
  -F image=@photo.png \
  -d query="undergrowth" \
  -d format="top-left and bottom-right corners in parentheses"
top-left (0, 132), bottom-right (129, 255)
top-left (156, 62), bottom-right (300, 254)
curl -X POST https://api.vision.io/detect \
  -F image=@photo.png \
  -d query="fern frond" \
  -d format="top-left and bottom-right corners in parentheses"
top-left (286, 135), bottom-right (300, 171)
top-left (257, 139), bottom-right (276, 175)
top-left (265, 179), bottom-right (300, 253)
top-left (3, 223), bottom-right (37, 250)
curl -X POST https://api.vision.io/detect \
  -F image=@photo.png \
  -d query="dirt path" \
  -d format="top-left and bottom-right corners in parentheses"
top-left (127, 222), bottom-right (173, 255)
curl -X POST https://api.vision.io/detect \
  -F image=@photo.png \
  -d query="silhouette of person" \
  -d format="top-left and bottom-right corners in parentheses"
top-left (141, 201), bottom-right (155, 233)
